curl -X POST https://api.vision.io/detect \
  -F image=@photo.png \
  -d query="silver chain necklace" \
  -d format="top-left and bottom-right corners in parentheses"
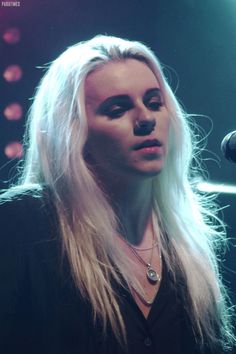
top-left (131, 283), bottom-right (156, 306)
top-left (129, 240), bottom-right (162, 305)
top-left (126, 239), bottom-right (161, 284)
top-left (118, 219), bottom-right (162, 305)
top-left (125, 240), bottom-right (158, 252)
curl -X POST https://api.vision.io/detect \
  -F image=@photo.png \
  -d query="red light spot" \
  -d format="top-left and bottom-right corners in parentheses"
top-left (4, 103), bottom-right (23, 121)
top-left (4, 141), bottom-right (23, 159)
top-left (3, 65), bottom-right (23, 82)
top-left (3, 27), bottom-right (21, 44)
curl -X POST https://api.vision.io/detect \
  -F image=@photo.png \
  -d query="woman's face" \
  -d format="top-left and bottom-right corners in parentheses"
top-left (84, 59), bottom-right (170, 180)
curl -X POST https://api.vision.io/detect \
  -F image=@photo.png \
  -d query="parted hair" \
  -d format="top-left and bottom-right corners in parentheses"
top-left (5, 35), bottom-right (235, 350)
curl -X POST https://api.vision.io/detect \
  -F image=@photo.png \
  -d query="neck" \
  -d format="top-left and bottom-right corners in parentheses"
top-left (99, 174), bottom-right (154, 244)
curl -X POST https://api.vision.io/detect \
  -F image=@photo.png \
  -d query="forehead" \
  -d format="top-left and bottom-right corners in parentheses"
top-left (84, 59), bottom-right (160, 102)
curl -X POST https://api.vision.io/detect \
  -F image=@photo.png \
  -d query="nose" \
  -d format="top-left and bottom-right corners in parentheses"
top-left (134, 108), bottom-right (156, 136)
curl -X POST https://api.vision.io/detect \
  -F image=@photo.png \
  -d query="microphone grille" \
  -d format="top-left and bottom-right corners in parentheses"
top-left (221, 130), bottom-right (236, 162)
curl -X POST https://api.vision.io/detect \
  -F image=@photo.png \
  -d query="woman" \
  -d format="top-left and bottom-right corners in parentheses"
top-left (0, 35), bottom-right (235, 354)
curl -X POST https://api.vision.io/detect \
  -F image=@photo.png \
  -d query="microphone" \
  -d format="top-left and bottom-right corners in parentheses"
top-left (221, 130), bottom-right (236, 163)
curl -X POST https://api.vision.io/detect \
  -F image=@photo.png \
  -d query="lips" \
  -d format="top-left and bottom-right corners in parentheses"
top-left (133, 139), bottom-right (162, 151)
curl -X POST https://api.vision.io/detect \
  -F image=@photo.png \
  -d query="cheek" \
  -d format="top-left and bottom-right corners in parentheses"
top-left (164, 117), bottom-right (173, 154)
top-left (84, 128), bottom-right (126, 163)
top-left (165, 120), bottom-right (171, 139)
top-left (162, 114), bottom-right (170, 138)
top-left (159, 114), bottom-right (171, 156)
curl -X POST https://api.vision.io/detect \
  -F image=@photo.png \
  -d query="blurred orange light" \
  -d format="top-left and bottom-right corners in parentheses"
top-left (4, 141), bottom-right (23, 159)
top-left (4, 103), bottom-right (23, 121)
top-left (3, 65), bottom-right (23, 82)
top-left (3, 27), bottom-right (21, 44)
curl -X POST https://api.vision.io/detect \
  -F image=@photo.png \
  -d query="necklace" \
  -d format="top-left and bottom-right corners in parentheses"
top-left (127, 242), bottom-right (161, 284)
top-left (131, 283), bottom-right (155, 306)
top-left (120, 226), bottom-right (161, 285)
top-left (126, 241), bottom-right (158, 252)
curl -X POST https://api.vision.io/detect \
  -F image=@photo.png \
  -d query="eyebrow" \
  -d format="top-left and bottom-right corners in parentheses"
top-left (96, 88), bottom-right (163, 114)
top-left (143, 88), bottom-right (163, 100)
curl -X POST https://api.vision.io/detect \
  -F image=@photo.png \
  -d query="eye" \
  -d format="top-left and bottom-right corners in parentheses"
top-left (106, 106), bottom-right (126, 119)
top-left (146, 98), bottom-right (163, 111)
top-left (105, 103), bottom-right (132, 119)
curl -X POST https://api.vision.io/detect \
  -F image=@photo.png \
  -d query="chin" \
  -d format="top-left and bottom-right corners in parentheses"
top-left (126, 166), bottom-right (164, 179)
top-left (136, 161), bottom-right (165, 177)
top-left (141, 169), bottom-right (163, 178)
top-left (114, 160), bottom-right (165, 180)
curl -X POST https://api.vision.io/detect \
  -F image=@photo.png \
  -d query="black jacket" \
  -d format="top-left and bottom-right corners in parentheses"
top-left (0, 189), bottom-right (226, 354)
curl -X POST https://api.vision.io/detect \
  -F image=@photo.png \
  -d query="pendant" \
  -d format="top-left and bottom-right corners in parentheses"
top-left (146, 265), bottom-right (160, 284)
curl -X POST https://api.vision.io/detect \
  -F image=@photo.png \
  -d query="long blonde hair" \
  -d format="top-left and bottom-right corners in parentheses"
top-left (8, 35), bottom-right (235, 349)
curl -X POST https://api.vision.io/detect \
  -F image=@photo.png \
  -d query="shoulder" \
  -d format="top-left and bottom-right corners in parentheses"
top-left (0, 184), bottom-right (58, 244)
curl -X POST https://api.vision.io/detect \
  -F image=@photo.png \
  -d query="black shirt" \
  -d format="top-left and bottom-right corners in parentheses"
top-left (0, 189), bottom-right (224, 354)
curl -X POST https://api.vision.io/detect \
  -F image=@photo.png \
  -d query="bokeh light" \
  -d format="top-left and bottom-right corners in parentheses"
top-left (3, 103), bottom-right (23, 121)
top-left (2, 27), bottom-right (21, 44)
top-left (3, 65), bottom-right (23, 82)
top-left (4, 141), bottom-right (23, 159)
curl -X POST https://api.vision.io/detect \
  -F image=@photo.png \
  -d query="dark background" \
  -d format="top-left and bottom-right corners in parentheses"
top-left (1, 0), bottom-right (236, 342)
